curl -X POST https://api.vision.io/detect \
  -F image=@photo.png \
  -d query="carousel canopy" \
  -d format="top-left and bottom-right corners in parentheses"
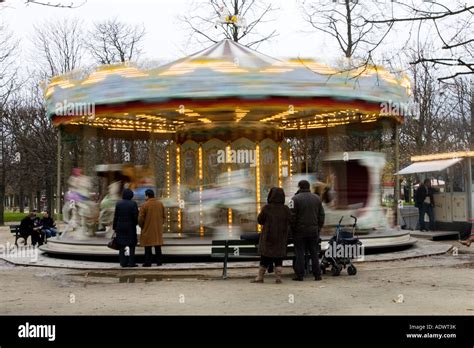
top-left (45, 39), bottom-right (410, 139)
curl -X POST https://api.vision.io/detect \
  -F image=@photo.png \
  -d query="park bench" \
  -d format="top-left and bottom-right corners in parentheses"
top-left (211, 238), bottom-right (296, 279)
top-left (9, 224), bottom-right (51, 246)
top-left (10, 225), bottom-right (27, 246)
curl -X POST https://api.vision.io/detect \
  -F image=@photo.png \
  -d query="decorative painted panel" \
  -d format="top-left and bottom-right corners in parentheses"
top-left (433, 193), bottom-right (448, 222)
top-left (452, 193), bottom-right (467, 221)
top-left (202, 139), bottom-right (227, 186)
top-left (259, 138), bottom-right (278, 202)
top-left (181, 140), bottom-right (199, 188)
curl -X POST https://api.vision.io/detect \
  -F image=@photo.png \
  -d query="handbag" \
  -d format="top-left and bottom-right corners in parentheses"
top-left (107, 233), bottom-right (120, 250)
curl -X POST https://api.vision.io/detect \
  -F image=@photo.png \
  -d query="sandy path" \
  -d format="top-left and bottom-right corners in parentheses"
top-left (0, 252), bottom-right (472, 315)
top-left (1, 224), bottom-right (473, 315)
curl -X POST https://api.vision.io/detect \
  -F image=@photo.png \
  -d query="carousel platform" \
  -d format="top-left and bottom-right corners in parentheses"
top-left (38, 229), bottom-right (417, 259)
top-left (410, 230), bottom-right (460, 241)
top-left (2, 238), bottom-right (456, 271)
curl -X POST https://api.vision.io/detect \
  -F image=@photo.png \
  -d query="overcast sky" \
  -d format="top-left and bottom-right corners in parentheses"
top-left (1, 0), bottom-right (325, 61)
top-left (0, 0), bottom-right (463, 76)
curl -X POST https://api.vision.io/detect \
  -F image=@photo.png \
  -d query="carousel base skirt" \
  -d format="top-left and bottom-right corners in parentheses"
top-left (39, 229), bottom-right (417, 259)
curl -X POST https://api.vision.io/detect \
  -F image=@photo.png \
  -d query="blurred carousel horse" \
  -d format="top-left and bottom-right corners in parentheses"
top-left (62, 174), bottom-right (99, 238)
top-left (98, 181), bottom-right (121, 233)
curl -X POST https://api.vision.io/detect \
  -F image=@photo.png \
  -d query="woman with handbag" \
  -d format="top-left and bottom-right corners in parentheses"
top-left (252, 187), bottom-right (292, 284)
top-left (112, 188), bottom-right (139, 267)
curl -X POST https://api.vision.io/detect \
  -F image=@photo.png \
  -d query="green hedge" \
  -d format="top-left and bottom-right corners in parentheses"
top-left (3, 212), bottom-right (29, 222)
top-left (3, 212), bottom-right (63, 223)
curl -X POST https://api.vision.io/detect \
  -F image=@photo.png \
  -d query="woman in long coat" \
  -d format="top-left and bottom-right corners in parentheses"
top-left (252, 187), bottom-right (292, 284)
top-left (113, 188), bottom-right (139, 267)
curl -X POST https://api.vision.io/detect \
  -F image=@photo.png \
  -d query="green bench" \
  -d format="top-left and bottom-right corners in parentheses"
top-left (211, 239), bottom-right (296, 279)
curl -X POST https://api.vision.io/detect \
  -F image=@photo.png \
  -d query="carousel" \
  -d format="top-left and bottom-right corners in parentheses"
top-left (41, 39), bottom-right (416, 257)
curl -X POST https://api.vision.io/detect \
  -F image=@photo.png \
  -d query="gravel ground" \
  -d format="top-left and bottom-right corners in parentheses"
top-left (0, 225), bottom-right (473, 315)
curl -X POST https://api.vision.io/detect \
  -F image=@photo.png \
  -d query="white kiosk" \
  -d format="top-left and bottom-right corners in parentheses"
top-left (397, 151), bottom-right (472, 238)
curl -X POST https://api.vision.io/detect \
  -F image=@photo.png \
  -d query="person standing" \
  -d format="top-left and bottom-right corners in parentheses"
top-left (113, 189), bottom-right (139, 267)
top-left (290, 180), bottom-right (325, 281)
top-left (139, 189), bottom-right (165, 267)
top-left (252, 187), bottom-right (292, 284)
top-left (402, 178), bottom-right (410, 203)
top-left (415, 178), bottom-right (435, 231)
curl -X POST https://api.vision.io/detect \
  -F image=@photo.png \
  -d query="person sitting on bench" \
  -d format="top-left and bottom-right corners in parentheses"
top-left (32, 211), bottom-right (45, 246)
top-left (19, 212), bottom-right (35, 244)
top-left (19, 210), bottom-right (44, 246)
top-left (41, 211), bottom-right (58, 239)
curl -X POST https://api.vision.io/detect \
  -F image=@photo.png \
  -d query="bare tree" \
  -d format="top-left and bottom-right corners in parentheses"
top-left (365, 1), bottom-right (473, 81)
top-left (298, 1), bottom-right (398, 157)
top-left (25, 0), bottom-right (86, 8)
top-left (300, 0), bottom-right (395, 63)
top-left (86, 18), bottom-right (146, 64)
top-left (30, 18), bottom-right (86, 218)
top-left (0, 22), bottom-right (19, 225)
top-left (0, 22), bottom-right (19, 107)
top-left (32, 18), bottom-right (84, 78)
top-left (398, 49), bottom-right (464, 166)
top-left (182, 0), bottom-right (278, 48)
top-left (85, 17), bottom-right (146, 181)
top-left (441, 77), bottom-right (472, 149)
top-left (2, 80), bottom-right (58, 215)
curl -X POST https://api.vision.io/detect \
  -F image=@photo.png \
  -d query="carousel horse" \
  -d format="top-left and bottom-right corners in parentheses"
top-left (62, 174), bottom-right (99, 238)
top-left (98, 181), bottom-right (121, 233)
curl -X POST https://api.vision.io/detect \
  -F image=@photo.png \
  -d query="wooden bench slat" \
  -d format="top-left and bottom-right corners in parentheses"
top-left (211, 240), bottom-right (257, 246)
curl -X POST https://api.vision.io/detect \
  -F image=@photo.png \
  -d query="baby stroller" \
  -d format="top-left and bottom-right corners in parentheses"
top-left (320, 215), bottom-right (362, 276)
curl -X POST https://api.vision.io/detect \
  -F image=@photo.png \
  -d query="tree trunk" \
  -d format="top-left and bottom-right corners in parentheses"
top-left (0, 183), bottom-right (4, 226)
top-left (19, 191), bottom-right (24, 213)
top-left (0, 161), bottom-right (4, 225)
top-left (29, 192), bottom-right (34, 212)
top-left (36, 190), bottom-right (41, 211)
top-left (470, 78), bottom-right (473, 150)
top-left (46, 173), bottom-right (53, 215)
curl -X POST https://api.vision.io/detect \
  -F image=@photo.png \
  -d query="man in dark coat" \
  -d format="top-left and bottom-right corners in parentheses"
top-left (19, 212), bottom-right (35, 244)
top-left (290, 180), bottom-right (325, 281)
top-left (415, 178), bottom-right (435, 231)
top-left (20, 210), bottom-right (44, 246)
top-left (113, 189), bottom-right (139, 267)
top-left (253, 187), bottom-right (292, 284)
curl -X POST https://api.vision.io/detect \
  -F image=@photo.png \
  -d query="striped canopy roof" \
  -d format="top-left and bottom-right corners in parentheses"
top-left (159, 39), bottom-right (280, 70)
top-left (45, 39), bottom-right (410, 137)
